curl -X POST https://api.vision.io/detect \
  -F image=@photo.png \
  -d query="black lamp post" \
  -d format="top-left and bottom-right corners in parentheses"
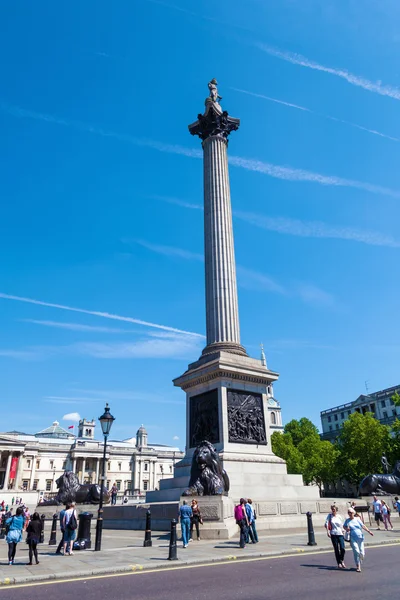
top-left (94, 403), bottom-right (115, 552)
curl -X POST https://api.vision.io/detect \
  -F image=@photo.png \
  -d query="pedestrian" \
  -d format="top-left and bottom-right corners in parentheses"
top-left (371, 495), bottom-right (383, 530)
top-left (5, 506), bottom-right (25, 565)
top-left (23, 507), bottom-right (30, 530)
top-left (110, 483), bottom-right (118, 506)
top-left (5, 505), bottom-right (8, 513)
top-left (11, 497), bottom-right (14, 506)
top-left (26, 512), bottom-right (42, 565)
top-left (325, 505), bottom-right (346, 569)
top-left (234, 498), bottom-right (249, 549)
top-left (344, 507), bottom-right (373, 572)
top-left (179, 500), bottom-right (192, 548)
top-left (393, 496), bottom-right (400, 517)
top-left (381, 500), bottom-right (393, 531)
top-left (245, 499), bottom-right (257, 543)
top-left (63, 501), bottom-right (78, 555)
top-left (56, 503), bottom-right (70, 555)
top-left (189, 499), bottom-right (203, 541)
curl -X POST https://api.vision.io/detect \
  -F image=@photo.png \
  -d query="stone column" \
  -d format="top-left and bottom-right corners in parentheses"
top-left (72, 458), bottom-right (77, 473)
top-left (189, 86), bottom-right (246, 357)
top-left (81, 458), bottom-right (86, 484)
top-left (29, 457), bottom-right (36, 490)
top-left (95, 458), bottom-right (100, 485)
top-left (4, 453), bottom-right (12, 490)
top-left (14, 453), bottom-right (23, 491)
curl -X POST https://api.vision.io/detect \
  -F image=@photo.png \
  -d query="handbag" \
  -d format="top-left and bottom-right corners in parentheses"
top-left (344, 530), bottom-right (350, 543)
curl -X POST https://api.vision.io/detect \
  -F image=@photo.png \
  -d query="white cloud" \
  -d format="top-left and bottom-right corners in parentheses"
top-left (0, 292), bottom-right (204, 338)
top-left (256, 43), bottom-right (400, 101)
top-left (295, 283), bottom-right (336, 308)
top-left (62, 412), bottom-right (81, 422)
top-left (173, 435), bottom-right (179, 440)
top-left (2, 103), bottom-right (398, 197)
top-left (232, 87), bottom-right (400, 143)
top-left (149, 195), bottom-right (203, 210)
top-left (234, 211), bottom-right (400, 248)
top-left (21, 319), bottom-right (135, 333)
top-left (236, 266), bottom-right (286, 294)
top-left (133, 240), bottom-right (204, 262)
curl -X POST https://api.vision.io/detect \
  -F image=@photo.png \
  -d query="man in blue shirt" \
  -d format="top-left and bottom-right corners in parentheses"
top-left (179, 501), bottom-right (193, 548)
top-left (245, 499), bottom-right (257, 543)
top-left (55, 504), bottom-right (69, 554)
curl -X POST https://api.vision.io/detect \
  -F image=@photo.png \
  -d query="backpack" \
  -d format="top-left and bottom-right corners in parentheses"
top-left (234, 505), bottom-right (243, 522)
top-left (67, 511), bottom-right (78, 531)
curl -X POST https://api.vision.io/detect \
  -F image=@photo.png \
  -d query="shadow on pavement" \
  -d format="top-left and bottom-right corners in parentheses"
top-left (301, 564), bottom-right (355, 572)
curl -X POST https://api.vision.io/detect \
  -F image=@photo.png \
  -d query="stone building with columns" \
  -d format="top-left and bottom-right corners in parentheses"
top-left (0, 419), bottom-right (182, 495)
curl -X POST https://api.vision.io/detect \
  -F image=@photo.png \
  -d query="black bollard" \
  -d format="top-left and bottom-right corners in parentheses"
top-left (306, 511), bottom-right (317, 546)
top-left (0, 515), bottom-right (5, 540)
top-left (48, 513), bottom-right (58, 545)
top-left (40, 514), bottom-right (46, 544)
top-left (74, 512), bottom-right (93, 550)
top-left (143, 509), bottom-right (152, 547)
top-left (168, 519), bottom-right (178, 561)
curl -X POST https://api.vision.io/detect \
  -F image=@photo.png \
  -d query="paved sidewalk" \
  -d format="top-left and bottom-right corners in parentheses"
top-left (0, 526), bottom-right (399, 586)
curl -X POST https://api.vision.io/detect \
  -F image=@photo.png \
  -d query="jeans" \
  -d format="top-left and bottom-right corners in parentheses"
top-left (330, 534), bottom-right (345, 565)
top-left (181, 518), bottom-right (191, 546)
top-left (237, 519), bottom-right (248, 548)
top-left (190, 516), bottom-right (200, 539)
top-left (28, 540), bottom-right (39, 564)
top-left (111, 494), bottom-right (117, 506)
top-left (250, 521), bottom-right (259, 543)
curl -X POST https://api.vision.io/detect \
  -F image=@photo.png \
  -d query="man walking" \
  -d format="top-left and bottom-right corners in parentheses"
top-left (372, 495), bottom-right (383, 530)
top-left (246, 499), bottom-right (258, 543)
top-left (179, 500), bottom-right (192, 549)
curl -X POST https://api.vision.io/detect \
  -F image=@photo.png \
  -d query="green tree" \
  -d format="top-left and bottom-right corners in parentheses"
top-left (391, 391), bottom-right (400, 407)
top-left (388, 418), bottom-right (400, 466)
top-left (284, 417), bottom-right (319, 446)
top-left (298, 436), bottom-right (340, 492)
top-left (338, 412), bottom-right (391, 486)
top-left (271, 431), bottom-right (305, 474)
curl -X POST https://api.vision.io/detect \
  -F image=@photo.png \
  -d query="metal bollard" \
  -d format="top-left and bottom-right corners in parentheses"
top-left (0, 515), bottom-right (6, 540)
top-left (306, 511), bottom-right (317, 546)
top-left (74, 512), bottom-right (93, 550)
top-left (168, 519), bottom-right (178, 561)
top-left (48, 513), bottom-right (58, 545)
top-left (143, 509), bottom-right (152, 547)
top-left (40, 514), bottom-right (46, 544)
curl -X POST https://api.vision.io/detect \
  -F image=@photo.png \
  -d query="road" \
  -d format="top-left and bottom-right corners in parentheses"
top-left (2, 544), bottom-right (399, 600)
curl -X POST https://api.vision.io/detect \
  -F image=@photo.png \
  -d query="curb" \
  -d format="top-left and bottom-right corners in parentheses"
top-left (1, 537), bottom-right (400, 587)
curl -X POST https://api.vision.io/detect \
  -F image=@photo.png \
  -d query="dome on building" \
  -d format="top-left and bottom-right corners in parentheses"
top-left (35, 420), bottom-right (75, 439)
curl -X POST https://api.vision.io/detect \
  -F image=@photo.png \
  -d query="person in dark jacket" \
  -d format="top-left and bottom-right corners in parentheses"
top-left (26, 512), bottom-right (42, 565)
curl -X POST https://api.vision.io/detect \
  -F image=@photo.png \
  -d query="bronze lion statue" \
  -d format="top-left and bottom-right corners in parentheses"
top-left (41, 471), bottom-right (110, 505)
top-left (359, 460), bottom-right (400, 496)
top-left (183, 440), bottom-right (229, 496)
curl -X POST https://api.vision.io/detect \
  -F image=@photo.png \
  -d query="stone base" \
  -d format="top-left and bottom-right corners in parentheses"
top-left (102, 496), bottom-right (367, 539)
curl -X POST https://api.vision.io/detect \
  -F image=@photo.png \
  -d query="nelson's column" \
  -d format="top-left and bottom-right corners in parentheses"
top-left (147, 81), bottom-right (318, 509)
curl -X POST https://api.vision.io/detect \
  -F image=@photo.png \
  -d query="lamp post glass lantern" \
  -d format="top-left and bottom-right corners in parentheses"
top-left (94, 403), bottom-right (115, 551)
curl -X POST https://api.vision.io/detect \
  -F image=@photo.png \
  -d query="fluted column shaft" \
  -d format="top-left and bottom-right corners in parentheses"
top-left (203, 135), bottom-right (245, 355)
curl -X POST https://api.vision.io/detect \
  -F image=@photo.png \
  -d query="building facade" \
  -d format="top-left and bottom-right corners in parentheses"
top-left (320, 384), bottom-right (400, 441)
top-left (0, 419), bottom-right (183, 495)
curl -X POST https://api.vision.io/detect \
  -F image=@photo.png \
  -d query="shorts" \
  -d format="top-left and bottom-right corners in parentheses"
top-left (374, 513), bottom-right (383, 522)
top-left (63, 528), bottom-right (76, 542)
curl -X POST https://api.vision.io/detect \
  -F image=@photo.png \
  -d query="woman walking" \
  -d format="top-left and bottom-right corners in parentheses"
top-left (189, 499), bottom-right (203, 541)
top-left (26, 512), bottom-right (42, 565)
top-left (381, 501), bottom-right (393, 530)
top-left (325, 505), bottom-right (346, 569)
top-left (5, 506), bottom-right (25, 565)
top-left (234, 498), bottom-right (249, 549)
top-left (63, 501), bottom-right (78, 555)
top-left (344, 507), bottom-right (373, 572)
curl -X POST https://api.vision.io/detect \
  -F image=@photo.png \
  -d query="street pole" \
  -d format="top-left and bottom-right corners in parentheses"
top-left (94, 434), bottom-right (107, 551)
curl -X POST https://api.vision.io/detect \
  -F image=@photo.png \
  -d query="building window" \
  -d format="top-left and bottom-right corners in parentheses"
top-left (143, 481), bottom-right (148, 491)
top-left (329, 425), bottom-right (333, 431)
top-left (107, 480), bottom-right (111, 488)
top-left (50, 460), bottom-right (54, 469)
top-left (33, 480), bottom-right (38, 491)
top-left (270, 412), bottom-right (276, 425)
top-left (381, 400), bottom-right (386, 408)
top-left (347, 410), bottom-right (351, 416)
top-left (328, 416), bottom-right (331, 423)
top-left (118, 462), bottom-right (122, 471)
top-left (62, 461), bottom-right (66, 470)
top-left (108, 462), bottom-right (111, 470)
top-left (22, 480), bottom-right (29, 490)
top-left (336, 424), bottom-right (339, 430)
top-left (334, 414), bottom-right (338, 421)
top-left (46, 480), bottom-right (52, 491)
top-left (144, 463), bottom-right (148, 471)
top-left (116, 481), bottom-right (121, 491)
top-left (36, 460), bottom-right (40, 469)
top-left (383, 411), bottom-right (388, 419)
top-left (390, 399), bottom-right (394, 406)
top-left (393, 410), bottom-right (397, 417)
top-left (340, 412), bottom-right (344, 419)
top-left (169, 465), bottom-right (173, 473)
top-left (26, 459), bottom-right (31, 469)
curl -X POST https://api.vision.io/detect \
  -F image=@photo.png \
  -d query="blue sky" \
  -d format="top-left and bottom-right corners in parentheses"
top-left (1, 0), bottom-right (400, 444)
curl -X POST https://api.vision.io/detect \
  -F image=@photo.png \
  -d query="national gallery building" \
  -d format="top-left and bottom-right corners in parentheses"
top-left (0, 419), bottom-right (183, 496)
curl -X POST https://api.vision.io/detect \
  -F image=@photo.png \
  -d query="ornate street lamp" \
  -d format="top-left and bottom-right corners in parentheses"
top-left (94, 403), bottom-right (115, 552)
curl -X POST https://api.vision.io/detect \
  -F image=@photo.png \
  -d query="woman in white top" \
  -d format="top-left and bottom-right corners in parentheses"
top-left (325, 505), bottom-right (346, 568)
top-left (344, 507), bottom-right (373, 572)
